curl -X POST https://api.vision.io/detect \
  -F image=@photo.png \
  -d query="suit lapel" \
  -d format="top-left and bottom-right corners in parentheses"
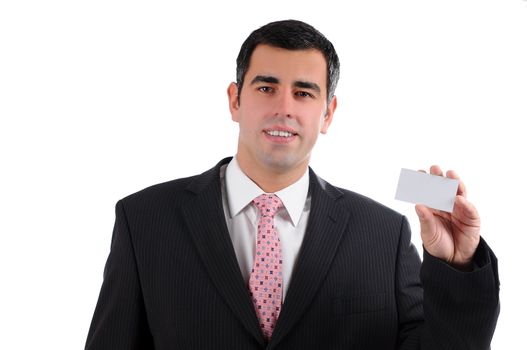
top-left (181, 158), bottom-right (265, 346)
top-left (268, 169), bottom-right (350, 349)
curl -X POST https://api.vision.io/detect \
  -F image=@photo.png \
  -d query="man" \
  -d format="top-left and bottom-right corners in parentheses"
top-left (85, 20), bottom-right (499, 349)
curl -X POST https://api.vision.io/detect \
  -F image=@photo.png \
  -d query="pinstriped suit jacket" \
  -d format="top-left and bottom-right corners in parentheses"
top-left (85, 157), bottom-right (499, 349)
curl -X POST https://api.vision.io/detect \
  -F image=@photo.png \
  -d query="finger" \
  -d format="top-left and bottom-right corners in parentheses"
top-left (415, 204), bottom-right (439, 249)
top-left (415, 204), bottom-right (434, 231)
top-left (458, 180), bottom-right (467, 198)
top-left (446, 170), bottom-right (467, 198)
top-left (430, 165), bottom-right (443, 176)
top-left (446, 169), bottom-right (459, 180)
top-left (454, 195), bottom-right (480, 222)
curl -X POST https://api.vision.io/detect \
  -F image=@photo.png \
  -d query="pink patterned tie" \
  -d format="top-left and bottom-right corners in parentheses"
top-left (249, 193), bottom-right (284, 341)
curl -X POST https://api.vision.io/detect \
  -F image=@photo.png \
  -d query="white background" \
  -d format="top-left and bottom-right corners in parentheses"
top-left (1, 0), bottom-right (526, 348)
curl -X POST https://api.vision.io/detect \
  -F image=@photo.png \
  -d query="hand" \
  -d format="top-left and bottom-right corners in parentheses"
top-left (415, 166), bottom-right (480, 269)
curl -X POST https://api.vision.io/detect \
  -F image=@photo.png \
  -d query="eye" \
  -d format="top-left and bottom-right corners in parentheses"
top-left (296, 91), bottom-right (314, 98)
top-left (258, 86), bottom-right (274, 93)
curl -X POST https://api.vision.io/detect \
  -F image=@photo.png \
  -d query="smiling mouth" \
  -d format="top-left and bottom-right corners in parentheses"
top-left (265, 130), bottom-right (297, 137)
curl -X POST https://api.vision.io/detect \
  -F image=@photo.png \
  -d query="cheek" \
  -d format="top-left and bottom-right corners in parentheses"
top-left (301, 110), bottom-right (326, 131)
top-left (238, 99), bottom-right (269, 124)
top-left (237, 111), bottom-right (261, 136)
top-left (251, 98), bottom-right (274, 115)
top-left (298, 103), bottom-right (326, 120)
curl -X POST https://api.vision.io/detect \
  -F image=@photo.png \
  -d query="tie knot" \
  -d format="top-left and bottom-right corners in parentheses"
top-left (253, 193), bottom-right (283, 217)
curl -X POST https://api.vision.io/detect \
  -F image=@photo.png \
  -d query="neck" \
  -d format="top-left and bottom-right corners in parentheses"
top-left (235, 155), bottom-right (308, 193)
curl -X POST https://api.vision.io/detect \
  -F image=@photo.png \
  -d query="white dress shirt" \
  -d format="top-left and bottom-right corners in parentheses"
top-left (220, 157), bottom-right (311, 300)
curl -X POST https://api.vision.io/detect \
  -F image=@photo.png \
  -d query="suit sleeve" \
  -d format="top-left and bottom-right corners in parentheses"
top-left (395, 216), bottom-right (500, 350)
top-left (85, 200), bottom-right (154, 349)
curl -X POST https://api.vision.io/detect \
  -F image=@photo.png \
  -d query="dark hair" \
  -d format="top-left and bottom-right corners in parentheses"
top-left (236, 19), bottom-right (340, 105)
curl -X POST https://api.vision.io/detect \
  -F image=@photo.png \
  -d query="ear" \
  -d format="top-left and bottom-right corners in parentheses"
top-left (227, 82), bottom-right (240, 121)
top-left (320, 95), bottom-right (337, 134)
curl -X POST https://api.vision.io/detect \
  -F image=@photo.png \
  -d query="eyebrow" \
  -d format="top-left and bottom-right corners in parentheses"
top-left (250, 75), bottom-right (321, 94)
top-left (250, 75), bottom-right (279, 85)
top-left (294, 80), bottom-right (321, 94)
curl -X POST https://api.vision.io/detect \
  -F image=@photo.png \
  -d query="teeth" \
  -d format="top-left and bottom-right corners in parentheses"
top-left (267, 130), bottom-right (293, 137)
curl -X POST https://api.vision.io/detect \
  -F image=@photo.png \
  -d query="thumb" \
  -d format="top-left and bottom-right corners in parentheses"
top-left (415, 204), bottom-right (435, 241)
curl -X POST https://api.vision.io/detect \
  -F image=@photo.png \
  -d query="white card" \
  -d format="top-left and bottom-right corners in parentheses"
top-left (395, 168), bottom-right (459, 212)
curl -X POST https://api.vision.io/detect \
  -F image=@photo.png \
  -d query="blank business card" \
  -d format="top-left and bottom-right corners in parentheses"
top-left (395, 168), bottom-right (459, 212)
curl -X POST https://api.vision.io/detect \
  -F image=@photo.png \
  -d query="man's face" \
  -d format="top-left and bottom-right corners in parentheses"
top-left (228, 44), bottom-right (336, 177)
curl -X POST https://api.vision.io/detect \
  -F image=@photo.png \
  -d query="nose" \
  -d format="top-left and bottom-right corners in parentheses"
top-left (273, 90), bottom-right (294, 118)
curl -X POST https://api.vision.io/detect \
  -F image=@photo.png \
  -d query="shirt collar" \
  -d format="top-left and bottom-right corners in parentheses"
top-left (225, 157), bottom-right (309, 227)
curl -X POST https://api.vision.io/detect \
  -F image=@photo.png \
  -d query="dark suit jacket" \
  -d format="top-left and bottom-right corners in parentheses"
top-left (85, 157), bottom-right (500, 349)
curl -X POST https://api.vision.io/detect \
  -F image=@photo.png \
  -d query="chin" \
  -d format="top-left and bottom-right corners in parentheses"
top-left (260, 153), bottom-right (306, 173)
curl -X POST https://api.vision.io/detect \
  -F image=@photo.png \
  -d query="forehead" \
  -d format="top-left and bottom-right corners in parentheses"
top-left (246, 45), bottom-right (327, 88)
